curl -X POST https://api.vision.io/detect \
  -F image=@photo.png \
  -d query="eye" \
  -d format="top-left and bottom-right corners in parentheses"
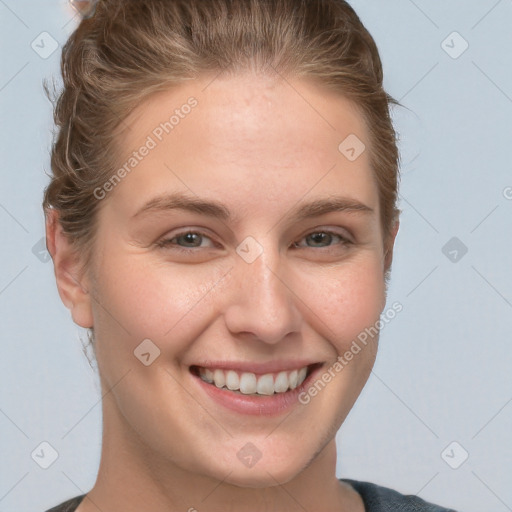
top-left (156, 228), bottom-right (352, 253)
top-left (292, 230), bottom-right (352, 249)
top-left (156, 231), bottom-right (217, 250)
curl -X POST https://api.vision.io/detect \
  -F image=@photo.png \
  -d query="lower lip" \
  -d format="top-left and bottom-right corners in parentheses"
top-left (191, 365), bottom-right (323, 416)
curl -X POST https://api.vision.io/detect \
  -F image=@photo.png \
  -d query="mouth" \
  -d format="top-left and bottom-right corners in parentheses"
top-left (190, 363), bottom-right (321, 396)
top-left (188, 362), bottom-right (324, 415)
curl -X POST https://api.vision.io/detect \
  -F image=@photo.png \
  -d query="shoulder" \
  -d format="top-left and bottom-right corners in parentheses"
top-left (44, 494), bottom-right (85, 512)
top-left (44, 483), bottom-right (459, 512)
top-left (340, 478), bottom-right (459, 512)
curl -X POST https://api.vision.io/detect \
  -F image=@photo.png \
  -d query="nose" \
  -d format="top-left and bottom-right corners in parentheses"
top-left (223, 246), bottom-right (303, 345)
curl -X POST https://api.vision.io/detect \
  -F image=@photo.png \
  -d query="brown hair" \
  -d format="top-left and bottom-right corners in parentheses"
top-left (43, 0), bottom-right (400, 273)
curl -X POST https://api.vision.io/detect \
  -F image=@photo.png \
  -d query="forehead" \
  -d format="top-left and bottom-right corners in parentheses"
top-left (108, 72), bottom-right (379, 219)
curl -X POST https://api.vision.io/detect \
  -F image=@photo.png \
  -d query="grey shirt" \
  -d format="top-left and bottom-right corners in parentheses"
top-left (45, 479), bottom-right (458, 511)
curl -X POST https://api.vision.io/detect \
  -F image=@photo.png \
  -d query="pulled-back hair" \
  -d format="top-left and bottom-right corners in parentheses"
top-left (43, 0), bottom-right (400, 271)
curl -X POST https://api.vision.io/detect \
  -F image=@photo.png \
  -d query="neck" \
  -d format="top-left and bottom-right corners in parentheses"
top-left (81, 398), bottom-right (363, 512)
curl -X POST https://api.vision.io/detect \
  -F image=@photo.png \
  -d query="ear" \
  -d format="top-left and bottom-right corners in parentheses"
top-left (45, 208), bottom-right (94, 328)
top-left (384, 218), bottom-right (400, 274)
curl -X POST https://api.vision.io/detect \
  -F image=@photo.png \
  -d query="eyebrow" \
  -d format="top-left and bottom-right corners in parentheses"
top-left (132, 192), bottom-right (374, 222)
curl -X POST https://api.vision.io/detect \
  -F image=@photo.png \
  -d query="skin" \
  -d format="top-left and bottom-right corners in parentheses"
top-left (47, 71), bottom-right (399, 512)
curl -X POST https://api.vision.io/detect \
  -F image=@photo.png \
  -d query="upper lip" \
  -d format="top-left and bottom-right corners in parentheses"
top-left (190, 360), bottom-right (322, 375)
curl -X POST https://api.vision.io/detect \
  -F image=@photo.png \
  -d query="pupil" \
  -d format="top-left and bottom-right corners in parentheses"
top-left (310, 233), bottom-right (329, 246)
top-left (182, 233), bottom-right (200, 246)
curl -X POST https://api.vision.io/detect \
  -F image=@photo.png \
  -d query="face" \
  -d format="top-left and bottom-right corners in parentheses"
top-left (82, 72), bottom-right (391, 487)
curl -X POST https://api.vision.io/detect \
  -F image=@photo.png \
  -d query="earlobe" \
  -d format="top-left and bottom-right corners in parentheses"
top-left (45, 208), bottom-right (94, 328)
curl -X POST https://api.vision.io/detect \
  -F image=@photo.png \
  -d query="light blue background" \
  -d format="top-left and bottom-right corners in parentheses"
top-left (1, 1), bottom-right (511, 511)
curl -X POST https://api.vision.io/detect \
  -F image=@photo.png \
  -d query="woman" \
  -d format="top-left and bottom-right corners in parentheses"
top-left (43, 0), bottom-right (457, 510)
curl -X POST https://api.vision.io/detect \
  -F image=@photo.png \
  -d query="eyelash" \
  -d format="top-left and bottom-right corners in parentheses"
top-left (156, 229), bottom-right (353, 253)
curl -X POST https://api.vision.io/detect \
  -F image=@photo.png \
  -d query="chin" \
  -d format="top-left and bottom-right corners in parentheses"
top-left (206, 448), bottom-right (307, 488)
top-left (222, 467), bottom-right (298, 489)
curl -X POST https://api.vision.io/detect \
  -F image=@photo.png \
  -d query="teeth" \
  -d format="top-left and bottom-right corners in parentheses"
top-left (256, 374), bottom-right (274, 395)
top-left (198, 365), bottom-right (310, 395)
top-left (274, 371), bottom-right (289, 393)
top-left (213, 369), bottom-right (225, 387)
top-left (289, 369), bottom-right (298, 389)
top-left (203, 368), bottom-right (214, 382)
top-left (239, 373), bottom-right (257, 394)
top-left (226, 370), bottom-right (239, 390)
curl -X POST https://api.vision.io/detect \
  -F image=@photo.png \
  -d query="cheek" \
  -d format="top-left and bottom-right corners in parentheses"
top-left (91, 241), bottom-right (385, 371)
top-left (90, 258), bottom-right (231, 408)
top-left (91, 252), bottom-right (230, 351)
top-left (294, 255), bottom-right (386, 349)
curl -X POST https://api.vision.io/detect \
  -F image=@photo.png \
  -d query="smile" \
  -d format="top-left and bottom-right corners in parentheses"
top-left (196, 366), bottom-right (309, 395)
top-left (189, 362), bottom-right (324, 416)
